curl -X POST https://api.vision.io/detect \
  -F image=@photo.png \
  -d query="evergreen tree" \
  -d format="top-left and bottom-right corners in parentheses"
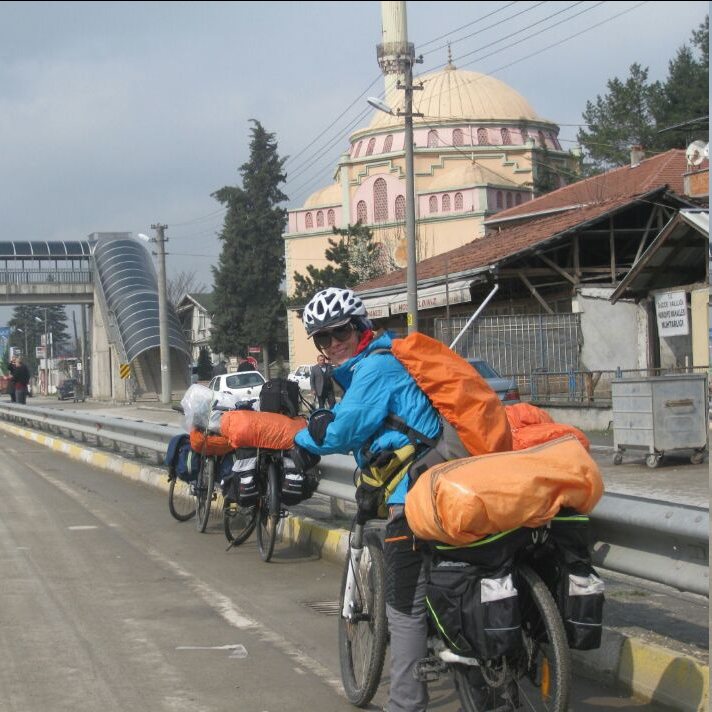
top-left (210, 121), bottom-right (287, 361)
top-left (290, 223), bottom-right (392, 306)
top-left (7, 305), bottom-right (70, 374)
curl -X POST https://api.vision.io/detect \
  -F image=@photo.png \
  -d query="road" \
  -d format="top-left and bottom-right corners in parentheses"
top-left (0, 426), bottom-right (681, 712)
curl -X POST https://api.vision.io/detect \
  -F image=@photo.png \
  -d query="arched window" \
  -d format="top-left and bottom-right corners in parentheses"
top-left (427, 130), bottom-right (439, 148)
top-left (506, 193), bottom-right (513, 208)
top-left (305, 212), bottom-right (313, 229)
top-left (515, 194), bottom-right (522, 206)
top-left (356, 201), bottom-right (367, 223)
top-left (538, 131), bottom-right (546, 148)
top-left (521, 128), bottom-right (530, 144)
top-left (452, 129), bottom-right (464, 147)
top-left (383, 134), bottom-right (393, 153)
top-left (454, 192), bottom-right (464, 211)
top-left (477, 128), bottom-right (488, 145)
top-left (442, 194), bottom-right (451, 212)
top-left (496, 192), bottom-right (503, 209)
top-left (501, 128), bottom-right (512, 145)
top-left (373, 178), bottom-right (388, 222)
top-left (365, 137), bottom-right (376, 156)
top-left (316, 211), bottom-right (324, 227)
top-left (327, 209), bottom-right (335, 226)
top-left (395, 195), bottom-right (405, 220)
top-left (354, 141), bottom-right (362, 158)
top-left (429, 196), bottom-right (438, 213)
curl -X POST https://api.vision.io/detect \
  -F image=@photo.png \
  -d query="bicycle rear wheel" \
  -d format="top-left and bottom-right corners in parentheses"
top-left (338, 531), bottom-right (388, 707)
top-left (224, 503), bottom-right (258, 546)
top-left (256, 460), bottom-right (280, 562)
top-left (168, 477), bottom-right (195, 521)
top-left (453, 564), bottom-right (570, 712)
top-left (196, 457), bottom-right (215, 533)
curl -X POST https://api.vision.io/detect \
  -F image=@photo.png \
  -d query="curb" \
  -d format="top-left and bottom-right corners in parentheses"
top-left (1, 420), bottom-right (708, 712)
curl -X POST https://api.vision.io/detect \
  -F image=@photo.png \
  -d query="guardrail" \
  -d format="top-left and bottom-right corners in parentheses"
top-left (0, 403), bottom-right (707, 597)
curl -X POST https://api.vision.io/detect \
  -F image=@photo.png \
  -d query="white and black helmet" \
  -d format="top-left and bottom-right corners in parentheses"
top-left (302, 287), bottom-right (368, 337)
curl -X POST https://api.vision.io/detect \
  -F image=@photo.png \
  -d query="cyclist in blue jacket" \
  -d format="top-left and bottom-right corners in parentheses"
top-left (295, 287), bottom-right (440, 712)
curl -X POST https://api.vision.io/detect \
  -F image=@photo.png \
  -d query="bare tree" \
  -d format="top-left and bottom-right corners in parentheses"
top-left (167, 270), bottom-right (206, 308)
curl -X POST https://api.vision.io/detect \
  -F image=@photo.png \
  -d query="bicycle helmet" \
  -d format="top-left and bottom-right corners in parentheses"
top-left (302, 287), bottom-right (367, 337)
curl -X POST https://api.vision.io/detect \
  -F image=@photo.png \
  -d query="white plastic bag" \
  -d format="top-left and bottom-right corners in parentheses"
top-left (180, 384), bottom-right (213, 432)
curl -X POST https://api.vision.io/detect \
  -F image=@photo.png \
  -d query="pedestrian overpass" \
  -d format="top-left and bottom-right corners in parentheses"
top-left (0, 232), bottom-right (190, 401)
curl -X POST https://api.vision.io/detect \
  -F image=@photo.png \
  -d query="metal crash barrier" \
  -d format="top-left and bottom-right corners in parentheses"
top-left (0, 403), bottom-right (707, 597)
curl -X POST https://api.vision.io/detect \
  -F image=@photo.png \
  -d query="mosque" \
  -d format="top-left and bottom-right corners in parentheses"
top-left (283, 53), bottom-right (580, 366)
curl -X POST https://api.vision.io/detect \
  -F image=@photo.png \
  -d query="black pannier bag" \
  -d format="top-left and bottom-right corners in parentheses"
top-left (280, 455), bottom-right (317, 506)
top-left (259, 378), bottom-right (300, 417)
top-left (221, 447), bottom-right (259, 506)
top-left (424, 528), bottom-right (529, 660)
top-left (166, 434), bottom-right (201, 483)
top-left (534, 509), bottom-right (605, 650)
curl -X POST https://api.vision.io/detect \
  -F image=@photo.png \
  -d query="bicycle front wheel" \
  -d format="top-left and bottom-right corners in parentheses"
top-left (168, 477), bottom-right (195, 521)
top-left (256, 460), bottom-right (280, 562)
top-left (453, 563), bottom-right (570, 712)
top-left (224, 503), bottom-right (258, 546)
top-left (338, 531), bottom-right (388, 707)
top-left (195, 457), bottom-right (215, 533)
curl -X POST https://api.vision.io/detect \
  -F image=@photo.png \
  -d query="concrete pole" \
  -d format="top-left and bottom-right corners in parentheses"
top-left (404, 56), bottom-right (418, 334)
top-left (152, 223), bottom-right (171, 404)
top-left (44, 308), bottom-right (48, 395)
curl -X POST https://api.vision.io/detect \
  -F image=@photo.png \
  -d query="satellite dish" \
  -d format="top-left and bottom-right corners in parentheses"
top-left (367, 96), bottom-right (394, 115)
top-left (685, 139), bottom-right (708, 166)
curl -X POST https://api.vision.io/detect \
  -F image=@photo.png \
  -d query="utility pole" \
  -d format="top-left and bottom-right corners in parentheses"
top-left (152, 223), bottom-right (171, 404)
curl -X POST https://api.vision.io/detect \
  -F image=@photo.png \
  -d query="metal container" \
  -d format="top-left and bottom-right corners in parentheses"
top-left (611, 374), bottom-right (709, 468)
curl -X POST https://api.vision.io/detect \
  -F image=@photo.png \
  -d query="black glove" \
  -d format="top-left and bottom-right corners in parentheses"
top-left (289, 445), bottom-right (321, 473)
top-left (355, 483), bottom-right (381, 522)
top-left (307, 408), bottom-right (335, 446)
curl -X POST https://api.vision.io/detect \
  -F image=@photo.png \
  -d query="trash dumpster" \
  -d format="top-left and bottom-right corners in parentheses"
top-left (611, 374), bottom-right (708, 468)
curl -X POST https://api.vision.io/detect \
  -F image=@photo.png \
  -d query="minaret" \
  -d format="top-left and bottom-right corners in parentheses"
top-left (376, 1), bottom-right (413, 103)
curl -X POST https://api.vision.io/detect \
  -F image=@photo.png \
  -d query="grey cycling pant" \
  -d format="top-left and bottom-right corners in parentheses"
top-left (384, 506), bottom-right (429, 712)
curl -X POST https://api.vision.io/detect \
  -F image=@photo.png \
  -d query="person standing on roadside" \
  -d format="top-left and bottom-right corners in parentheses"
top-left (11, 356), bottom-right (30, 405)
top-left (310, 353), bottom-right (335, 409)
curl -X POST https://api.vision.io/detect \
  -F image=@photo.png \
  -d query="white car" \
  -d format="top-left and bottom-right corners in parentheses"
top-left (207, 370), bottom-right (266, 403)
top-left (288, 364), bottom-right (312, 392)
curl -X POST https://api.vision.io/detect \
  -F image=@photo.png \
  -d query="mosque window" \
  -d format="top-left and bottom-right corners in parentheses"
top-left (374, 178), bottom-right (388, 222)
top-left (354, 141), bottom-right (362, 158)
top-left (501, 128), bottom-right (512, 145)
top-left (316, 211), bottom-right (324, 227)
top-left (442, 194), bottom-right (451, 212)
top-left (305, 212), bottom-right (313, 229)
top-left (538, 131), bottom-right (546, 148)
top-left (551, 135), bottom-right (561, 150)
top-left (366, 138), bottom-right (376, 156)
top-left (383, 134), bottom-right (393, 153)
top-left (521, 128), bottom-right (530, 144)
top-left (496, 192), bottom-right (503, 209)
top-left (506, 193), bottom-right (512, 208)
top-left (395, 195), bottom-right (405, 220)
top-left (429, 196), bottom-right (438, 213)
top-left (327, 209), bottom-right (335, 226)
top-left (477, 128), bottom-right (489, 145)
top-left (427, 130), bottom-right (439, 148)
top-left (515, 194), bottom-right (522, 205)
top-left (452, 129), bottom-right (464, 147)
top-left (454, 192), bottom-right (464, 211)
top-left (357, 201), bottom-right (368, 223)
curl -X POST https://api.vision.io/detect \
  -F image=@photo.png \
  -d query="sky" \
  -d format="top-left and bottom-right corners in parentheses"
top-left (0, 0), bottom-right (708, 300)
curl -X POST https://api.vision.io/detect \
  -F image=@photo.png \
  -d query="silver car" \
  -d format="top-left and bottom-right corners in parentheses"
top-left (467, 359), bottom-right (521, 404)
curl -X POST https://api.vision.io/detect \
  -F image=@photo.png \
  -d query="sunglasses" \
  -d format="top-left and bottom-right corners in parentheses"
top-left (313, 322), bottom-right (356, 350)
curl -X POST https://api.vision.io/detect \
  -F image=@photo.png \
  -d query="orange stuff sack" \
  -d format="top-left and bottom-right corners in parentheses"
top-left (405, 436), bottom-right (603, 547)
top-left (504, 403), bottom-right (590, 451)
top-left (390, 333), bottom-right (512, 456)
top-left (220, 410), bottom-right (307, 450)
top-left (189, 430), bottom-right (233, 457)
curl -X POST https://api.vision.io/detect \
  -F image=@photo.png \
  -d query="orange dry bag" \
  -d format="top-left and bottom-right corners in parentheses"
top-left (220, 410), bottom-right (307, 450)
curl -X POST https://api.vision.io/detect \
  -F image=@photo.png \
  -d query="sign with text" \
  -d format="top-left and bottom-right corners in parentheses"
top-left (655, 291), bottom-right (689, 337)
top-left (248, 346), bottom-right (261, 354)
top-left (35, 346), bottom-right (46, 359)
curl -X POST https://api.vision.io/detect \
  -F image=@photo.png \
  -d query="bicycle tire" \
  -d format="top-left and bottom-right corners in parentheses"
top-left (338, 531), bottom-right (388, 707)
top-left (223, 503), bottom-right (258, 546)
top-left (256, 460), bottom-right (279, 562)
top-left (196, 457), bottom-right (215, 533)
top-left (168, 477), bottom-right (195, 521)
top-left (453, 563), bottom-right (570, 712)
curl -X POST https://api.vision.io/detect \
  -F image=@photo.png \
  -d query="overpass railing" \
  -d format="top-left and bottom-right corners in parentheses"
top-left (0, 403), bottom-right (707, 597)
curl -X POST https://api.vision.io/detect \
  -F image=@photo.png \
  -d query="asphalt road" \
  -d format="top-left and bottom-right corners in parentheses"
top-left (0, 425), bottom-right (682, 712)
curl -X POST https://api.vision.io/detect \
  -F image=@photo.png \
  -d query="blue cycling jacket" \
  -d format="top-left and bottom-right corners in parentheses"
top-left (294, 331), bottom-right (440, 504)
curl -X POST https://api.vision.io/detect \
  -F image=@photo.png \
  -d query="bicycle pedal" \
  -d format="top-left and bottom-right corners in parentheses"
top-left (415, 656), bottom-right (447, 682)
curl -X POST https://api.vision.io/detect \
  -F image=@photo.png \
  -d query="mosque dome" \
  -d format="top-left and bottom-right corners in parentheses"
top-left (353, 64), bottom-right (550, 140)
top-left (304, 182), bottom-right (341, 208)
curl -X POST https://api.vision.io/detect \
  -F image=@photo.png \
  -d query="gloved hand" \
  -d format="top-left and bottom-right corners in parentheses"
top-left (289, 445), bottom-right (321, 473)
top-left (307, 408), bottom-right (335, 446)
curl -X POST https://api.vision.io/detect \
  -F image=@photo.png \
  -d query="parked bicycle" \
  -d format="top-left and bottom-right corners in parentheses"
top-left (339, 520), bottom-right (571, 711)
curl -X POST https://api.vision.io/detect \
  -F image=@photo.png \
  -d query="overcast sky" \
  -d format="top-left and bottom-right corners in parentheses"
top-left (0, 1), bottom-right (708, 299)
